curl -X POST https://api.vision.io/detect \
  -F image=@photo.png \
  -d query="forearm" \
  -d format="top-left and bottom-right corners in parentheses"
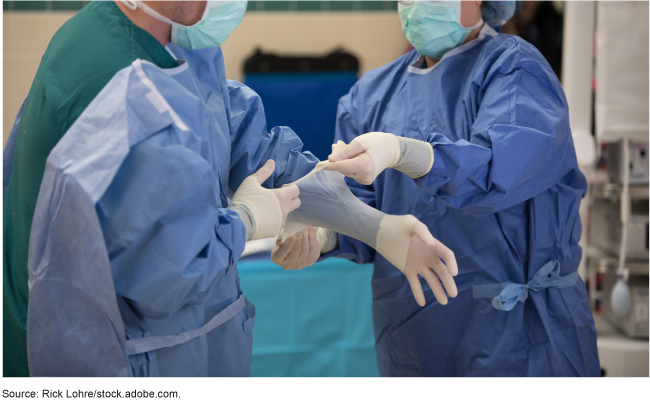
top-left (227, 80), bottom-right (318, 191)
top-left (229, 125), bottom-right (318, 190)
top-left (415, 127), bottom-right (568, 216)
top-left (392, 136), bottom-right (434, 179)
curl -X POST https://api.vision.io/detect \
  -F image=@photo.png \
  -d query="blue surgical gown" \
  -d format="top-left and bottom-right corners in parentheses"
top-left (324, 25), bottom-right (600, 376)
top-left (25, 45), bottom-right (317, 376)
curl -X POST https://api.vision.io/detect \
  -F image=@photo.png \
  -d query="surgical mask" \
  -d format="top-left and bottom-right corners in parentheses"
top-left (398, 1), bottom-right (483, 59)
top-left (122, 1), bottom-right (247, 50)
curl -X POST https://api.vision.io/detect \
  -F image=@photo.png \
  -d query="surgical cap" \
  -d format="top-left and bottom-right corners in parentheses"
top-left (482, 1), bottom-right (516, 25)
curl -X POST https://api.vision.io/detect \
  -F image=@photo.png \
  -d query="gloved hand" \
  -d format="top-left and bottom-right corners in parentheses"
top-left (319, 132), bottom-right (434, 185)
top-left (271, 227), bottom-right (321, 271)
top-left (272, 227), bottom-right (338, 270)
top-left (228, 160), bottom-right (300, 241)
top-left (376, 215), bottom-right (458, 307)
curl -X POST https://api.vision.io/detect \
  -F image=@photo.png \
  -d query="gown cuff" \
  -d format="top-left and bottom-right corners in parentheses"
top-left (227, 204), bottom-right (256, 241)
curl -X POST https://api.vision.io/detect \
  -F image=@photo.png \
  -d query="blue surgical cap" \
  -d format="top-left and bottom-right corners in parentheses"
top-left (482, 1), bottom-right (516, 25)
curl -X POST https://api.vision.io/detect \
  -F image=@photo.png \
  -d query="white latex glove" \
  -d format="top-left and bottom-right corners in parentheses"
top-left (319, 132), bottom-right (433, 185)
top-left (280, 161), bottom-right (454, 306)
top-left (228, 160), bottom-right (300, 241)
top-left (271, 227), bottom-right (322, 270)
top-left (377, 215), bottom-right (458, 307)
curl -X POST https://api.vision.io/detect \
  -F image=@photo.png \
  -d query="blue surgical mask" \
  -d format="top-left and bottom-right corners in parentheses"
top-left (123, 1), bottom-right (248, 50)
top-left (398, 1), bottom-right (483, 59)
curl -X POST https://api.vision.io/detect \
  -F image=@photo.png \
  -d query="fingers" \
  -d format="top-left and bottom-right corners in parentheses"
top-left (272, 236), bottom-right (295, 265)
top-left (419, 269), bottom-right (448, 305)
top-left (331, 140), bottom-right (347, 154)
top-left (280, 232), bottom-right (302, 267)
top-left (328, 140), bottom-right (365, 162)
top-left (415, 233), bottom-right (457, 298)
top-left (272, 228), bottom-right (321, 271)
top-left (252, 160), bottom-right (276, 185)
top-left (411, 221), bottom-right (435, 247)
top-left (433, 241), bottom-right (458, 276)
top-left (295, 228), bottom-right (310, 265)
top-left (316, 142), bottom-right (348, 171)
top-left (321, 157), bottom-right (360, 172)
top-left (315, 161), bottom-right (329, 169)
top-left (427, 252), bottom-right (457, 297)
top-left (322, 158), bottom-right (371, 178)
top-left (322, 153), bottom-right (376, 185)
top-left (271, 228), bottom-right (320, 270)
top-left (405, 274), bottom-right (426, 307)
top-left (410, 221), bottom-right (457, 300)
top-left (440, 270), bottom-right (458, 298)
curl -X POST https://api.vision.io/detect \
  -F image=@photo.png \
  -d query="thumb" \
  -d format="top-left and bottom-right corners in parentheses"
top-left (328, 140), bottom-right (366, 162)
top-left (411, 221), bottom-right (436, 247)
top-left (251, 160), bottom-right (275, 185)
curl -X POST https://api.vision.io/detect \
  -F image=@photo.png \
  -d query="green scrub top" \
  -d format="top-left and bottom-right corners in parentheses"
top-left (3, 1), bottom-right (178, 376)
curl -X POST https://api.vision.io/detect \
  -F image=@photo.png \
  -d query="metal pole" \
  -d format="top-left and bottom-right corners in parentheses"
top-left (561, 1), bottom-right (596, 281)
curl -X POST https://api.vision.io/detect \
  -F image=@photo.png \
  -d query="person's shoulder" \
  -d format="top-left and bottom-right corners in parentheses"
top-left (41, 1), bottom-right (139, 110)
top-left (477, 32), bottom-right (566, 103)
top-left (479, 33), bottom-right (556, 79)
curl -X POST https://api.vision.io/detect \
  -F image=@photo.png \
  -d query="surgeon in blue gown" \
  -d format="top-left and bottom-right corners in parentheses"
top-left (273, 1), bottom-right (600, 376)
top-left (6, 1), bottom-right (317, 377)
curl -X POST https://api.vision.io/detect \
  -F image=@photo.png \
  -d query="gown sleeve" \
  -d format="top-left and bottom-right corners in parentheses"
top-left (415, 54), bottom-right (584, 217)
top-left (97, 129), bottom-right (247, 320)
top-left (226, 80), bottom-right (319, 191)
top-left (105, 78), bottom-right (319, 319)
top-left (319, 91), bottom-right (377, 264)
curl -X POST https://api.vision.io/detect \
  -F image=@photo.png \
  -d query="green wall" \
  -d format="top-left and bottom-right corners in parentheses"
top-left (3, 1), bottom-right (398, 12)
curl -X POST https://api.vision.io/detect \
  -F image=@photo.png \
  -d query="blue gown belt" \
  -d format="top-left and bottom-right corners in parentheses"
top-left (124, 294), bottom-right (249, 356)
top-left (472, 260), bottom-right (579, 311)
